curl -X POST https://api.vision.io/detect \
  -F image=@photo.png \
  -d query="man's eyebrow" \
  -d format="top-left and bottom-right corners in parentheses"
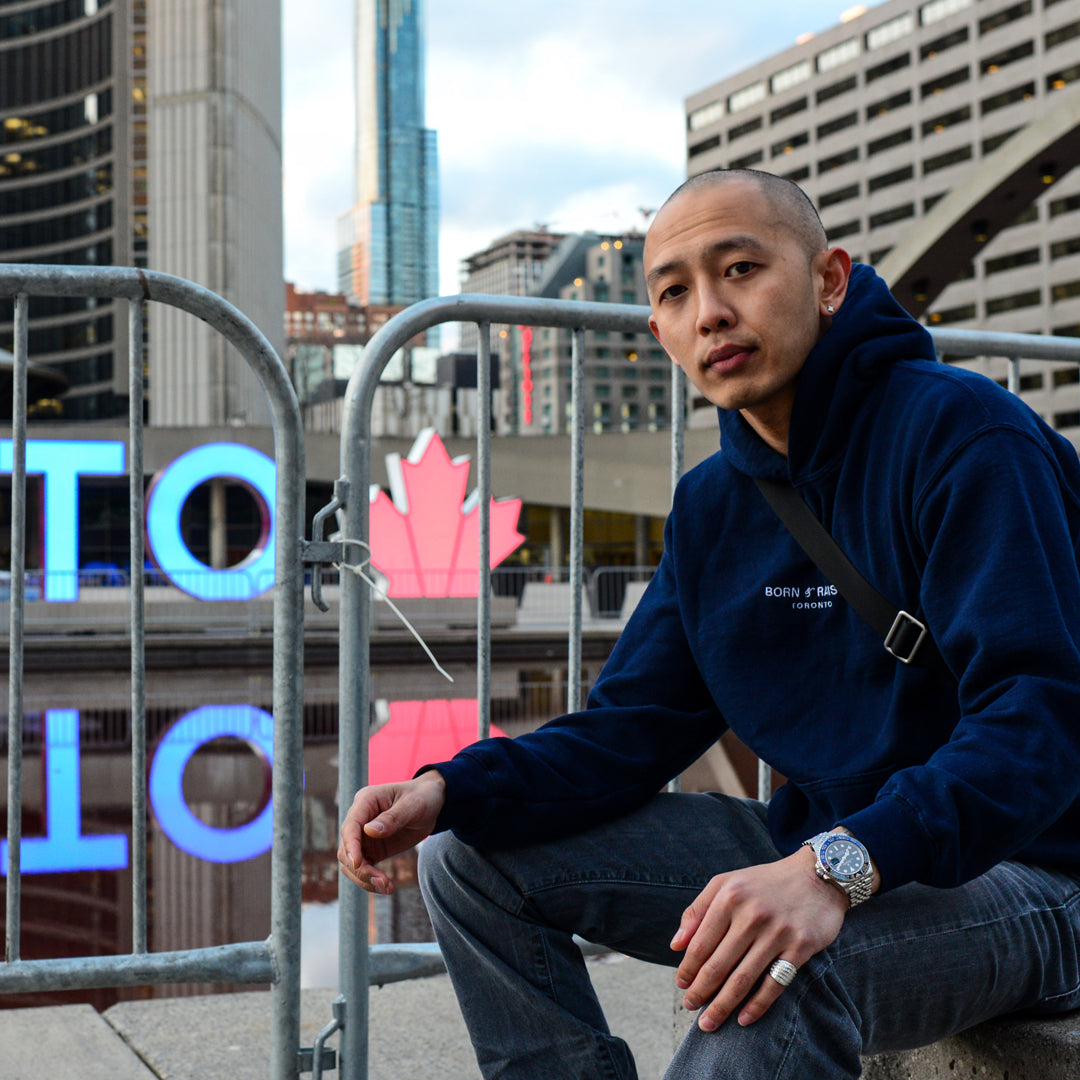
top-left (645, 235), bottom-right (770, 289)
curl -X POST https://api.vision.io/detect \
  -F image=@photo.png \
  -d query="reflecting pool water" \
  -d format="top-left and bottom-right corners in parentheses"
top-left (0, 656), bottom-right (613, 1011)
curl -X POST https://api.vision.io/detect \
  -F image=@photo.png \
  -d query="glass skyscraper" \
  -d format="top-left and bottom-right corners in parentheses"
top-left (338, 0), bottom-right (439, 306)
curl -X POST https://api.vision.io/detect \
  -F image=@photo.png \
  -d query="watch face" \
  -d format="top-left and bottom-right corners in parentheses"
top-left (820, 837), bottom-right (866, 880)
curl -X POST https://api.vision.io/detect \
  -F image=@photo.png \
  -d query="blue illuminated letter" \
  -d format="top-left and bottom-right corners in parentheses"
top-left (0, 710), bottom-right (128, 874)
top-left (0, 440), bottom-right (126, 602)
top-left (145, 443), bottom-right (276, 601)
top-left (149, 704), bottom-right (275, 863)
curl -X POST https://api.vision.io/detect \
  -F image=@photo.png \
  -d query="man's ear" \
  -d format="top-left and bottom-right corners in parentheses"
top-left (820, 247), bottom-right (852, 313)
top-left (648, 316), bottom-right (677, 364)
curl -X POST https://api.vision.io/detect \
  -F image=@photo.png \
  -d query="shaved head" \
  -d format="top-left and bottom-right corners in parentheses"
top-left (659, 169), bottom-right (827, 262)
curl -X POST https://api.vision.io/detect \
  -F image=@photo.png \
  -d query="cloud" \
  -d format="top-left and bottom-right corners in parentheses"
top-left (282, 0), bottom-right (835, 295)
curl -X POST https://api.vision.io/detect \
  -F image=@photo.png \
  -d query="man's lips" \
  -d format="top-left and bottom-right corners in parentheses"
top-left (704, 344), bottom-right (755, 374)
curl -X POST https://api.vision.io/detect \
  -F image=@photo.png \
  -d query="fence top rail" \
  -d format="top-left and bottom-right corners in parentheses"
top-left (342, 294), bottom-right (652, 450)
top-left (929, 327), bottom-right (1080, 363)
top-left (0, 263), bottom-right (301, 436)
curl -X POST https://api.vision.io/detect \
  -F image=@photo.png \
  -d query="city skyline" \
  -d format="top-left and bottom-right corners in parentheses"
top-left (283, 0), bottom-right (841, 298)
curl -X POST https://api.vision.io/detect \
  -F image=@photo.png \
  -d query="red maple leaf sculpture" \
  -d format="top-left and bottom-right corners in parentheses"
top-left (368, 429), bottom-right (525, 597)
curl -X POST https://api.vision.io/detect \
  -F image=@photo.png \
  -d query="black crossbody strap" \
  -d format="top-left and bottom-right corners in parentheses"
top-left (754, 476), bottom-right (953, 680)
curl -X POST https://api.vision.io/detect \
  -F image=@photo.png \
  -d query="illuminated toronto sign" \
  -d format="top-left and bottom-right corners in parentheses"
top-left (4, 430), bottom-right (521, 602)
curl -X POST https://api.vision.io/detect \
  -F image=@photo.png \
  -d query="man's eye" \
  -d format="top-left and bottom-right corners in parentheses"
top-left (659, 284), bottom-right (686, 301)
top-left (726, 261), bottom-right (755, 278)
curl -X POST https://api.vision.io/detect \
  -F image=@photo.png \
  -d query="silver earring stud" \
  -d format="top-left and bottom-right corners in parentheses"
top-left (827, 305), bottom-right (835, 314)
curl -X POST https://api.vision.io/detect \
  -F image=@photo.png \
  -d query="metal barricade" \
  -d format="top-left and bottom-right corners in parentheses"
top-left (0, 265), bottom-right (306, 1080)
top-left (322, 293), bottom-right (1080, 1079)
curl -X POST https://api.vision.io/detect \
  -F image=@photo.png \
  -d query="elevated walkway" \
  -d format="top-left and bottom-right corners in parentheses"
top-left (3, 957), bottom-right (1076, 1078)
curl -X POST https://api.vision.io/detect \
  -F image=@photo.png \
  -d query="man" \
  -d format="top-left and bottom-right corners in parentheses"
top-left (339, 170), bottom-right (1080, 1078)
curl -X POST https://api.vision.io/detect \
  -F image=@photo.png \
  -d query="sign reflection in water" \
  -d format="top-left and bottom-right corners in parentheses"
top-left (0, 662), bottom-right (596, 1003)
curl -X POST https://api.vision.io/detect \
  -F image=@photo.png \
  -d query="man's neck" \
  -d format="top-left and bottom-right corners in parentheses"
top-left (740, 402), bottom-right (792, 458)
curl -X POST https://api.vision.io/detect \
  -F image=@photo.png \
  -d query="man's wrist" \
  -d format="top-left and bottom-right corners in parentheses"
top-left (802, 829), bottom-right (877, 906)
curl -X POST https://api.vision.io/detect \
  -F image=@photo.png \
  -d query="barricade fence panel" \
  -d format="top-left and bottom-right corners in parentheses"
top-left (328, 295), bottom-right (1080, 1080)
top-left (0, 266), bottom-right (305, 1080)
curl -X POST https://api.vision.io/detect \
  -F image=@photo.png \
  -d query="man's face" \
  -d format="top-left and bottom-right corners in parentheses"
top-left (644, 180), bottom-right (841, 449)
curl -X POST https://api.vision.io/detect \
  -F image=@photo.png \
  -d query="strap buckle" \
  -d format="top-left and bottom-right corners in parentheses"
top-left (884, 610), bottom-right (927, 665)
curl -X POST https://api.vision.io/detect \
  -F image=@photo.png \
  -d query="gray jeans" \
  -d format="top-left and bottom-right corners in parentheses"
top-left (418, 792), bottom-right (1080, 1079)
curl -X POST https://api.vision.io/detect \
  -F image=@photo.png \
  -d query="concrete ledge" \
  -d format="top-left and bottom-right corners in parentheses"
top-left (862, 1013), bottom-right (1080, 1080)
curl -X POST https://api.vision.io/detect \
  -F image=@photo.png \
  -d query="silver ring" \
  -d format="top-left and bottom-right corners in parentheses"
top-left (768, 959), bottom-right (798, 987)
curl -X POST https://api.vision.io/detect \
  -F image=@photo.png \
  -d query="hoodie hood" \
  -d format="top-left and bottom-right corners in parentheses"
top-left (717, 263), bottom-right (936, 482)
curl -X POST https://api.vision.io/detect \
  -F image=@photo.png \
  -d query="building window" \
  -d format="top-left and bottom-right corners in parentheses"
top-left (729, 81), bottom-right (767, 113)
top-left (866, 90), bottom-right (911, 121)
top-left (1048, 64), bottom-right (1080, 92)
top-left (771, 96), bottom-right (809, 123)
top-left (729, 115), bottom-right (763, 141)
top-left (688, 135), bottom-right (720, 158)
top-left (688, 99), bottom-right (725, 131)
top-left (817, 37), bottom-right (860, 73)
top-left (1046, 20), bottom-right (1080, 50)
top-left (818, 111), bottom-right (858, 139)
top-left (771, 60), bottom-right (812, 94)
top-left (869, 203), bottom-right (916, 229)
top-left (927, 302), bottom-right (976, 324)
top-left (981, 81), bottom-right (1036, 114)
top-left (729, 150), bottom-right (764, 169)
top-left (868, 165), bottom-right (914, 193)
top-left (867, 127), bottom-right (913, 156)
top-left (1054, 410), bottom-right (1080, 429)
top-left (1019, 372), bottom-right (1044, 391)
top-left (818, 147), bottom-right (860, 174)
top-left (771, 131), bottom-right (809, 158)
top-left (781, 165), bottom-right (811, 182)
top-left (920, 26), bottom-right (969, 60)
top-left (922, 105), bottom-right (972, 137)
top-left (986, 289), bottom-right (1042, 314)
top-left (866, 52), bottom-right (911, 84)
top-left (1012, 204), bottom-right (1039, 226)
top-left (979, 1), bottom-right (1033, 36)
top-left (817, 75), bottom-right (858, 104)
top-left (870, 246), bottom-right (894, 263)
top-left (1052, 237), bottom-right (1080, 260)
top-left (1054, 368), bottom-right (1080, 387)
top-left (867, 12), bottom-right (915, 50)
top-left (985, 247), bottom-right (1041, 273)
top-left (981, 41), bottom-right (1035, 76)
top-left (594, 384), bottom-right (610, 399)
top-left (1054, 323), bottom-right (1080, 337)
top-left (819, 182), bottom-right (860, 208)
top-left (922, 65), bottom-right (971, 97)
top-left (923, 144), bottom-right (974, 173)
top-left (982, 128), bottom-right (1019, 154)
top-left (920, 0), bottom-right (972, 27)
top-left (826, 219), bottom-right (861, 241)
top-left (1052, 279), bottom-right (1080, 302)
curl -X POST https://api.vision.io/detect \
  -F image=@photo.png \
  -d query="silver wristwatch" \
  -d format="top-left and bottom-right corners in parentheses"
top-left (802, 831), bottom-right (876, 907)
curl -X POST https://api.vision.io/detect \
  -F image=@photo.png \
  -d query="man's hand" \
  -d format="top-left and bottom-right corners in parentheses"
top-left (337, 770), bottom-right (447, 894)
top-left (670, 846), bottom-right (849, 1031)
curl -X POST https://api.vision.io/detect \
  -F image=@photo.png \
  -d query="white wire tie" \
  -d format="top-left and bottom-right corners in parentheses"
top-left (336, 538), bottom-right (454, 684)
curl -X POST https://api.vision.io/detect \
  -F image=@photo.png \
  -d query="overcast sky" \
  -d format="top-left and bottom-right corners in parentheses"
top-left (281, 2), bottom-right (865, 297)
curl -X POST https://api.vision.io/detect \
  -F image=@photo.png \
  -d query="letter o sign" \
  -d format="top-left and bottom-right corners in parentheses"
top-left (145, 443), bottom-right (276, 601)
top-left (149, 705), bottom-right (275, 864)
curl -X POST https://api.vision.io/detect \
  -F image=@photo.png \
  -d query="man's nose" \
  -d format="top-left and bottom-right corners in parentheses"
top-left (696, 284), bottom-right (735, 334)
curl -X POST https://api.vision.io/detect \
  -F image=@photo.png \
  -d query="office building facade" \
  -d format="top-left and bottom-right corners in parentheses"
top-left (338, 0), bottom-right (439, 308)
top-left (458, 227), bottom-right (564, 353)
top-left (0, 0), bottom-right (284, 427)
top-left (0, 0), bottom-right (140, 421)
top-left (684, 0), bottom-right (1080, 430)
top-left (509, 233), bottom-right (671, 436)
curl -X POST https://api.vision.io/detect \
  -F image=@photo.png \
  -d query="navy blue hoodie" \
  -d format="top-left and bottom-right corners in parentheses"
top-left (428, 264), bottom-right (1080, 893)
